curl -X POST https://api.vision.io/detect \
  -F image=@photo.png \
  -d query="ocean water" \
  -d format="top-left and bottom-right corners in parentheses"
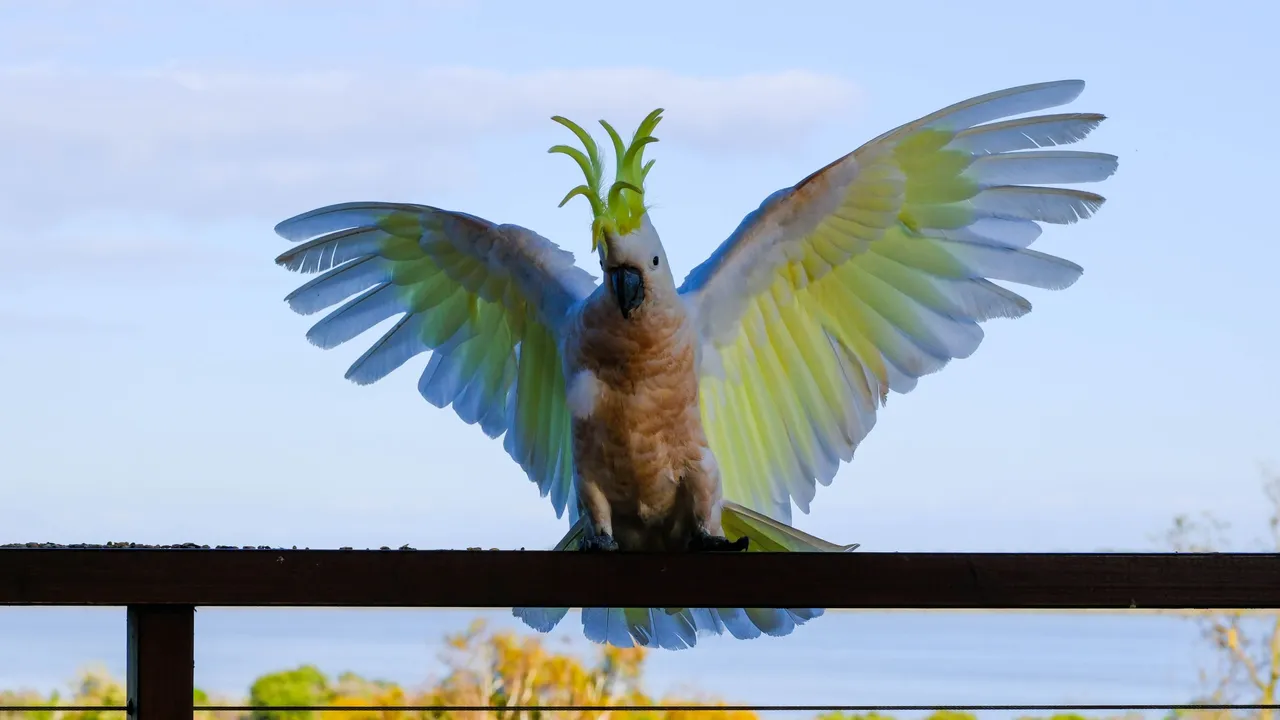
top-left (0, 607), bottom-right (1215, 716)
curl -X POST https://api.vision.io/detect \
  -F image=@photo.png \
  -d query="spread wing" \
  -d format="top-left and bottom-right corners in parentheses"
top-left (274, 202), bottom-right (597, 520)
top-left (678, 80), bottom-right (1117, 522)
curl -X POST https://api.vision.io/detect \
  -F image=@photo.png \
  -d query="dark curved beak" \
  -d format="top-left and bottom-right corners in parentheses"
top-left (608, 265), bottom-right (645, 319)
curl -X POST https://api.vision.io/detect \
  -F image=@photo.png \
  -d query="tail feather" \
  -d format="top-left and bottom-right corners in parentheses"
top-left (648, 608), bottom-right (699, 650)
top-left (714, 607), bottom-right (763, 640)
top-left (583, 608), bottom-right (634, 647)
top-left (511, 502), bottom-right (854, 649)
top-left (689, 607), bottom-right (726, 636)
top-left (721, 500), bottom-right (860, 553)
top-left (512, 606), bottom-right (569, 633)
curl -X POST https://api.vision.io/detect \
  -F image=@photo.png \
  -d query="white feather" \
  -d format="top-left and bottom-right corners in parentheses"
top-left (285, 256), bottom-right (390, 315)
top-left (744, 608), bottom-right (796, 637)
top-left (344, 314), bottom-right (429, 385)
top-left (582, 608), bottom-right (634, 648)
top-left (846, 263), bottom-right (985, 360)
top-left (274, 201), bottom-right (429, 242)
top-left (968, 151), bottom-right (1119, 186)
top-left (512, 607), bottom-right (568, 633)
top-left (933, 277), bottom-right (1033, 322)
top-left (689, 608), bottom-right (726, 637)
top-left (920, 217), bottom-right (1043, 249)
top-left (305, 284), bottom-right (402, 349)
top-left (971, 186), bottom-right (1106, 224)
top-left (417, 347), bottom-right (469, 410)
top-left (275, 227), bottom-right (387, 274)
top-left (913, 80), bottom-right (1085, 134)
top-left (566, 370), bottom-right (602, 420)
top-left (949, 113), bottom-right (1105, 154)
top-left (940, 241), bottom-right (1083, 290)
top-left (650, 609), bottom-right (699, 649)
top-left (714, 608), bottom-right (763, 640)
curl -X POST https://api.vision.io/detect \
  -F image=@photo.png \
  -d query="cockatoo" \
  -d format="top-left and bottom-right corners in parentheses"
top-left (272, 79), bottom-right (1115, 649)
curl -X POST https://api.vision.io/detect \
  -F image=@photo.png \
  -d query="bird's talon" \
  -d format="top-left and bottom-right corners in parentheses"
top-left (580, 533), bottom-right (619, 552)
top-left (689, 530), bottom-right (749, 552)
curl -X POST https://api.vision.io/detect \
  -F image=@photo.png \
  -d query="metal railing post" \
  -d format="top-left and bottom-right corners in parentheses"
top-left (127, 605), bottom-right (194, 720)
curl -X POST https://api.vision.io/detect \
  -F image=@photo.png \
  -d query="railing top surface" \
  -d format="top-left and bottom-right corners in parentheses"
top-left (2, 548), bottom-right (1279, 608)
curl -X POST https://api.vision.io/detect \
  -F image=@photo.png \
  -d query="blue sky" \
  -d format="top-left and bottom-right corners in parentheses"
top-left (1, 0), bottom-right (1277, 560)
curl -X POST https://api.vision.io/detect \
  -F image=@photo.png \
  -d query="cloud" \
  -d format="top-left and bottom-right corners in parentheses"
top-left (0, 65), bottom-right (857, 231)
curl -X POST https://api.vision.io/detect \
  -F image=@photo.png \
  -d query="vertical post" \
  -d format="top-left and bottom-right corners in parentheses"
top-left (127, 605), bottom-right (194, 720)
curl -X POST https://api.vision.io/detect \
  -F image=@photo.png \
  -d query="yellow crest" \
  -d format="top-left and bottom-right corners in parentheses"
top-left (549, 108), bottom-right (662, 256)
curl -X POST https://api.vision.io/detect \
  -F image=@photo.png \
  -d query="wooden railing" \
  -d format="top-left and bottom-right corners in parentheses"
top-left (3, 549), bottom-right (1279, 718)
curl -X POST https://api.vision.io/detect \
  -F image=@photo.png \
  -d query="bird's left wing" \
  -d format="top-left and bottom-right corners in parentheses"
top-left (678, 80), bottom-right (1116, 522)
top-left (274, 202), bottom-right (597, 520)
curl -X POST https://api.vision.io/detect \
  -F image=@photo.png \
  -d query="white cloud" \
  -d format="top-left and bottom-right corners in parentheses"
top-left (0, 65), bottom-right (857, 230)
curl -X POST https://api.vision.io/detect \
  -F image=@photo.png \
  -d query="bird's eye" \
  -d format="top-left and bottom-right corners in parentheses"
top-left (652, 256), bottom-right (660, 267)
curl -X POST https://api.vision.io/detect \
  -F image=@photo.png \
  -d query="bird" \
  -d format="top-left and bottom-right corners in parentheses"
top-left (270, 79), bottom-right (1116, 649)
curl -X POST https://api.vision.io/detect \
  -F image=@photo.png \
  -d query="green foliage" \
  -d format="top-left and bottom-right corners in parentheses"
top-left (247, 665), bottom-right (331, 720)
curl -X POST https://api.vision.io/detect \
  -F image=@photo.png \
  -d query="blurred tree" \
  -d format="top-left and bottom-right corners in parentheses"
top-left (59, 669), bottom-right (126, 720)
top-left (324, 670), bottom-right (413, 720)
top-left (1164, 471), bottom-right (1280, 720)
top-left (420, 618), bottom-right (754, 719)
top-left (0, 689), bottom-right (56, 720)
top-left (196, 619), bottom-right (756, 719)
top-left (927, 712), bottom-right (978, 720)
top-left (1163, 703), bottom-right (1238, 720)
top-left (249, 665), bottom-right (332, 720)
top-left (0, 668), bottom-right (130, 720)
top-left (1018, 714), bottom-right (1141, 720)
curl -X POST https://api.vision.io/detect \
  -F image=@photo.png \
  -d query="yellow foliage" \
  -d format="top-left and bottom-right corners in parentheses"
top-left (1, 667), bottom-right (127, 720)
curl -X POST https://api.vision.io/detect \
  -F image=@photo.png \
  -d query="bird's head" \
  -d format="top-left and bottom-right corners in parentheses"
top-left (550, 109), bottom-right (674, 320)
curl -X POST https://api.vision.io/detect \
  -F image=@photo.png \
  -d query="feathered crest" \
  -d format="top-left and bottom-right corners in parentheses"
top-left (549, 108), bottom-right (663, 256)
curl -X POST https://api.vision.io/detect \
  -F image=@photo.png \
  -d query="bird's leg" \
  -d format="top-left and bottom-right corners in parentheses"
top-left (577, 476), bottom-right (619, 552)
top-left (685, 449), bottom-right (750, 552)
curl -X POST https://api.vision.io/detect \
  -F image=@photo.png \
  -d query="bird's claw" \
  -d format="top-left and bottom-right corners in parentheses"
top-left (688, 530), bottom-right (749, 552)
top-left (580, 533), bottom-right (619, 552)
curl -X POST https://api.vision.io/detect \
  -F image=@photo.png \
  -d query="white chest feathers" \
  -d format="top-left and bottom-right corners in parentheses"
top-left (566, 369), bottom-right (604, 420)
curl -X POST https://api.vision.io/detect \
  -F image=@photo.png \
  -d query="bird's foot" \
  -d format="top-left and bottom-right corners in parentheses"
top-left (688, 529), bottom-right (749, 552)
top-left (580, 533), bottom-right (619, 552)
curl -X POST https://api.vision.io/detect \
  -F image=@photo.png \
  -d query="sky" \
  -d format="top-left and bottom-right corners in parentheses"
top-left (1, 0), bottom-right (1278, 706)
top-left (3, 0), bottom-right (1276, 554)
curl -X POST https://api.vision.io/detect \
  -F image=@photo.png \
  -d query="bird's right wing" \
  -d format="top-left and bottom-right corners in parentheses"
top-left (274, 202), bottom-right (598, 520)
top-left (679, 80), bottom-right (1116, 522)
